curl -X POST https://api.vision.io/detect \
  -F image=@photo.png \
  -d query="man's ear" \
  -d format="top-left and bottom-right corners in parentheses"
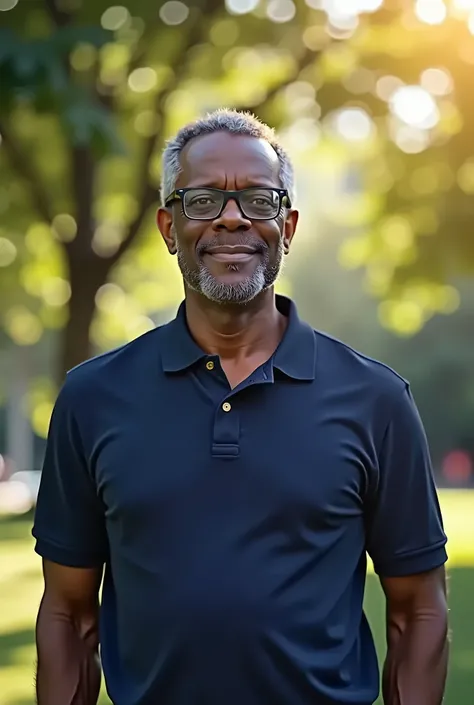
top-left (283, 209), bottom-right (299, 254)
top-left (157, 208), bottom-right (176, 254)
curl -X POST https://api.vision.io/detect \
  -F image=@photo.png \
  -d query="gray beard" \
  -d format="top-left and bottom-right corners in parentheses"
top-left (176, 233), bottom-right (284, 305)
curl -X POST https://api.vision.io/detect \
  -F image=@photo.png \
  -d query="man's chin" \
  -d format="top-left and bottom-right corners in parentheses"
top-left (179, 257), bottom-right (278, 304)
top-left (197, 272), bottom-right (268, 305)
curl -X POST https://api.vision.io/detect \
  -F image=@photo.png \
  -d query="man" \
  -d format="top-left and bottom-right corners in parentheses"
top-left (33, 109), bottom-right (448, 705)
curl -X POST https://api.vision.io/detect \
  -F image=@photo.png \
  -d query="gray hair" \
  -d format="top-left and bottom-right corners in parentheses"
top-left (160, 108), bottom-right (295, 206)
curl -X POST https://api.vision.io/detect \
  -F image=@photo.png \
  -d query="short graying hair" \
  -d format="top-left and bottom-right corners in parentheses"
top-left (160, 108), bottom-right (295, 206)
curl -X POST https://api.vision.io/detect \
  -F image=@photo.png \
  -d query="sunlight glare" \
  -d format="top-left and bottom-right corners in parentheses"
top-left (414, 0), bottom-right (447, 24)
top-left (469, 11), bottom-right (474, 33)
top-left (452, 0), bottom-right (474, 9)
top-left (390, 86), bottom-right (439, 129)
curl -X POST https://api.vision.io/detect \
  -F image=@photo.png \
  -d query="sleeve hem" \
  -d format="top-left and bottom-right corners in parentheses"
top-left (373, 542), bottom-right (448, 578)
top-left (34, 537), bottom-right (106, 568)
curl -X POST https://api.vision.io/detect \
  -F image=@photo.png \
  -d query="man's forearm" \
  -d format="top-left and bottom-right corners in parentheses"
top-left (36, 596), bottom-right (101, 705)
top-left (382, 613), bottom-right (448, 705)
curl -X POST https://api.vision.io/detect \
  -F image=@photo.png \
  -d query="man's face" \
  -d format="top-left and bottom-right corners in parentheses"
top-left (158, 132), bottom-right (298, 305)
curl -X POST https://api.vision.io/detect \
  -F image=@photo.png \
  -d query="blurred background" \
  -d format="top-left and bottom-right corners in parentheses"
top-left (0, 0), bottom-right (473, 702)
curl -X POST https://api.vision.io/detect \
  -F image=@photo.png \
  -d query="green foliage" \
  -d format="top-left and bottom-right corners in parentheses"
top-left (0, 25), bottom-right (120, 151)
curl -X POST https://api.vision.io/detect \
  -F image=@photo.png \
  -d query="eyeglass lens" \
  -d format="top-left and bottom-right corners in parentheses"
top-left (183, 188), bottom-right (281, 220)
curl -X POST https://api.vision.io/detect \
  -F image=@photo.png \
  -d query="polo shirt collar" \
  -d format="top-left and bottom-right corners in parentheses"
top-left (160, 301), bottom-right (206, 372)
top-left (161, 295), bottom-right (317, 381)
top-left (272, 296), bottom-right (317, 381)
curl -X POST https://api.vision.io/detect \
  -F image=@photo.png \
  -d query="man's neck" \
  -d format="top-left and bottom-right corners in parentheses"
top-left (183, 287), bottom-right (287, 363)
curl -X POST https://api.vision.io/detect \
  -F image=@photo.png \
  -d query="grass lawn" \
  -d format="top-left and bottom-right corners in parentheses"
top-left (1, 490), bottom-right (473, 705)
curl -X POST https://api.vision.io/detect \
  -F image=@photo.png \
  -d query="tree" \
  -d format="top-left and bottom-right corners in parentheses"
top-left (318, 1), bottom-right (474, 336)
top-left (1, 0), bottom-right (474, 434)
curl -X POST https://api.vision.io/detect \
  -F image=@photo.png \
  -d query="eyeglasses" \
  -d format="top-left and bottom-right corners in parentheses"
top-left (164, 187), bottom-right (291, 221)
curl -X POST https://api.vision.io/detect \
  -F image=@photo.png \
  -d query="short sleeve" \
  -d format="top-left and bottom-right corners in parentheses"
top-left (366, 384), bottom-right (447, 577)
top-left (32, 380), bottom-right (108, 568)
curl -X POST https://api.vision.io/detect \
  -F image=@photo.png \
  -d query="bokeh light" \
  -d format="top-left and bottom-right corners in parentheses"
top-left (159, 1), bottom-right (190, 25)
top-left (326, 13), bottom-right (359, 39)
top-left (323, 0), bottom-right (383, 15)
top-left (0, 0), bottom-right (19, 10)
top-left (393, 125), bottom-right (431, 153)
top-left (128, 67), bottom-right (158, 92)
top-left (210, 18), bottom-right (240, 46)
top-left (266, 0), bottom-right (296, 23)
top-left (415, 0), bottom-right (447, 25)
top-left (52, 214), bottom-right (77, 242)
top-left (101, 5), bottom-right (129, 31)
top-left (92, 222), bottom-right (124, 257)
top-left (333, 107), bottom-right (375, 142)
top-left (40, 278), bottom-right (71, 307)
top-left (457, 159), bottom-right (474, 193)
top-left (70, 43), bottom-right (97, 71)
top-left (4, 307), bottom-right (43, 346)
top-left (443, 451), bottom-right (473, 483)
top-left (375, 75), bottom-right (404, 102)
top-left (0, 237), bottom-right (17, 267)
top-left (420, 67), bottom-right (453, 95)
top-left (226, 0), bottom-right (259, 14)
top-left (390, 86), bottom-right (439, 129)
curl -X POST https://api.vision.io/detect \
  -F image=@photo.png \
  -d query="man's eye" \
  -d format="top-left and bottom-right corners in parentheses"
top-left (190, 196), bottom-right (213, 205)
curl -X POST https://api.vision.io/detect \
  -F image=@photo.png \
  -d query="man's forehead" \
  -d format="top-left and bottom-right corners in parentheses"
top-left (178, 132), bottom-right (280, 182)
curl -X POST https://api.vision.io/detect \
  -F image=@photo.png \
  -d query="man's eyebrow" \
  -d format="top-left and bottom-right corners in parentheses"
top-left (183, 181), bottom-right (279, 189)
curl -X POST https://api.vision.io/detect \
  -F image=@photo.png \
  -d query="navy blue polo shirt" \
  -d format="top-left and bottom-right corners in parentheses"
top-left (33, 295), bottom-right (447, 705)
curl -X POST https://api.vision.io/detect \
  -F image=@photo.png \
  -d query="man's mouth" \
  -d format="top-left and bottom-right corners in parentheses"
top-left (203, 245), bottom-right (259, 263)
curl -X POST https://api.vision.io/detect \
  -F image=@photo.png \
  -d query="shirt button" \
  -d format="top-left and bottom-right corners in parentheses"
top-left (206, 360), bottom-right (214, 370)
top-left (222, 402), bottom-right (232, 412)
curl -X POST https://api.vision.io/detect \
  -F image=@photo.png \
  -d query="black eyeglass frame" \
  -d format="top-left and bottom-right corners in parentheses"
top-left (164, 187), bottom-right (292, 221)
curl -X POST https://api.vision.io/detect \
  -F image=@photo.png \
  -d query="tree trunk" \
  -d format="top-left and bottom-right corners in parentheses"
top-left (58, 257), bottom-right (108, 384)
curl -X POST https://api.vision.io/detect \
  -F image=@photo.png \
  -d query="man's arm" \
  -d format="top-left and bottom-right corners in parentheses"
top-left (380, 567), bottom-right (448, 705)
top-left (365, 383), bottom-right (449, 704)
top-left (36, 560), bottom-right (103, 705)
top-left (32, 379), bottom-right (108, 704)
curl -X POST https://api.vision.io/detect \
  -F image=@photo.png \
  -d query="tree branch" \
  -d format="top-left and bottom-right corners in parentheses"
top-left (0, 118), bottom-right (54, 224)
top-left (233, 45), bottom-right (324, 115)
top-left (65, 145), bottom-right (96, 260)
top-left (44, 0), bottom-right (72, 27)
top-left (45, 0), bottom-right (98, 265)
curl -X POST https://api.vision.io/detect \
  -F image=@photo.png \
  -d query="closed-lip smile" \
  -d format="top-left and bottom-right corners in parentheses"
top-left (204, 244), bottom-right (259, 263)
top-left (205, 245), bottom-right (257, 254)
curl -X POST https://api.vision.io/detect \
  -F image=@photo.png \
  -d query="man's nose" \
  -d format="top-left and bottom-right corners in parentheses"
top-left (214, 199), bottom-right (251, 230)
